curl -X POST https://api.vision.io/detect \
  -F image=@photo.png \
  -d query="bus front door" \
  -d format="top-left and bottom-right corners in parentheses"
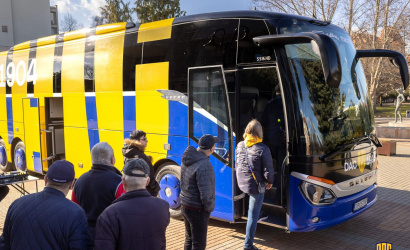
top-left (188, 65), bottom-right (236, 222)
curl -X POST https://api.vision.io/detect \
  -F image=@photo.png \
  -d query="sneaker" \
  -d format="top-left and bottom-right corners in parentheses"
top-left (244, 245), bottom-right (260, 250)
top-left (257, 210), bottom-right (268, 222)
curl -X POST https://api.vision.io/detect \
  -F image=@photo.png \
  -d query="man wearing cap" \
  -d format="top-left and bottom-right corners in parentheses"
top-left (1, 160), bottom-right (92, 249)
top-left (94, 158), bottom-right (170, 250)
top-left (71, 142), bottom-right (122, 241)
top-left (180, 134), bottom-right (218, 250)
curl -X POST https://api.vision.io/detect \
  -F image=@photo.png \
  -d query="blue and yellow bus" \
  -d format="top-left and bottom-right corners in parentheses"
top-left (0, 11), bottom-right (408, 232)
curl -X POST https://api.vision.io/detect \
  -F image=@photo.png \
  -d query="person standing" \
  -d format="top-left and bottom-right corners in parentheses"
top-left (180, 134), bottom-right (218, 250)
top-left (1, 160), bottom-right (92, 249)
top-left (121, 130), bottom-right (160, 197)
top-left (71, 142), bottom-right (122, 241)
top-left (94, 158), bottom-right (170, 250)
top-left (236, 119), bottom-right (275, 250)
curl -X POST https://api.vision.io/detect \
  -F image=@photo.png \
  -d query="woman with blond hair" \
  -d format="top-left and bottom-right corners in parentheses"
top-left (236, 119), bottom-right (274, 250)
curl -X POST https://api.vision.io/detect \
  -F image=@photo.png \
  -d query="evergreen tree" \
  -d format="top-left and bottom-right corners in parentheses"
top-left (100, 0), bottom-right (134, 24)
top-left (135, 0), bottom-right (186, 23)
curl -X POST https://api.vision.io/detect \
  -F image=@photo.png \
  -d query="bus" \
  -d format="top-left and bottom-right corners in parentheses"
top-left (0, 11), bottom-right (408, 232)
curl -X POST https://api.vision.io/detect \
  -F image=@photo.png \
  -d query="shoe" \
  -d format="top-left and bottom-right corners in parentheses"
top-left (257, 210), bottom-right (268, 222)
top-left (244, 245), bottom-right (260, 250)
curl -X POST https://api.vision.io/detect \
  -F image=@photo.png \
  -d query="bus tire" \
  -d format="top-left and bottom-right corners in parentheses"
top-left (155, 163), bottom-right (182, 220)
top-left (0, 139), bottom-right (14, 172)
top-left (13, 142), bottom-right (27, 171)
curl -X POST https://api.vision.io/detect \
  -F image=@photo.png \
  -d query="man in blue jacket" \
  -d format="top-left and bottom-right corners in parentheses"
top-left (180, 134), bottom-right (218, 250)
top-left (94, 158), bottom-right (170, 249)
top-left (1, 160), bottom-right (92, 249)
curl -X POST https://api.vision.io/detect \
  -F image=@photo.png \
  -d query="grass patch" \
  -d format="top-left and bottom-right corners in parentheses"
top-left (374, 103), bottom-right (410, 118)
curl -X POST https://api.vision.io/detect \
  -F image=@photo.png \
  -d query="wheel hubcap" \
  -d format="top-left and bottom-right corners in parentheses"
top-left (159, 174), bottom-right (181, 209)
top-left (0, 146), bottom-right (7, 166)
top-left (14, 148), bottom-right (26, 171)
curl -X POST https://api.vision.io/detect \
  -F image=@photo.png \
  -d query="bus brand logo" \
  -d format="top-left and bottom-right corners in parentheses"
top-left (357, 150), bottom-right (366, 173)
top-left (376, 242), bottom-right (392, 250)
top-left (345, 150), bottom-right (374, 173)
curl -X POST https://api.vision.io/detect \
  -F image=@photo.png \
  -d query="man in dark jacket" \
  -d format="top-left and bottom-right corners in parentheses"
top-left (94, 158), bottom-right (170, 250)
top-left (1, 160), bottom-right (92, 249)
top-left (71, 142), bottom-right (122, 241)
top-left (121, 130), bottom-right (160, 196)
top-left (180, 134), bottom-right (218, 250)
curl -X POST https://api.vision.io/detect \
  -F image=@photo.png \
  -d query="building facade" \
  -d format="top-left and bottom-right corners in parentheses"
top-left (0, 0), bottom-right (56, 52)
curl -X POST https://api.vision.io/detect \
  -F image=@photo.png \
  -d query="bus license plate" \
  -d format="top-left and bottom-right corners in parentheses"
top-left (353, 198), bottom-right (368, 212)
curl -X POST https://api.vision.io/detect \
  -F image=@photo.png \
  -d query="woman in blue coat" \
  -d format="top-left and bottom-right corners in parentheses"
top-left (236, 119), bottom-right (275, 250)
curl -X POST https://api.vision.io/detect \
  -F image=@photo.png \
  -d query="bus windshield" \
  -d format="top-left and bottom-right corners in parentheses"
top-left (276, 20), bottom-right (375, 154)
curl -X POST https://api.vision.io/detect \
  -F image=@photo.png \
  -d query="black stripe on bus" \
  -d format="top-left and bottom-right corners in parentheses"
top-left (27, 39), bottom-right (37, 94)
top-left (53, 34), bottom-right (64, 93)
top-left (84, 28), bottom-right (96, 92)
top-left (5, 50), bottom-right (13, 95)
top-left (122, 28), bottom-right (141, 91)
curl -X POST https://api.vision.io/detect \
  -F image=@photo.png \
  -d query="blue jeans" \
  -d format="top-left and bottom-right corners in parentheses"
top-left (244, 192), bottom-right (264, 249)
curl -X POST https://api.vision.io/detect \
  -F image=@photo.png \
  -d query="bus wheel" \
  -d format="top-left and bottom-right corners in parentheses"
top-left (156, 164), bottom-right (182, 219)
top-left (0, 139), bottom-right (14, 172)
top-left (14, 142), bottom-right (27, 171)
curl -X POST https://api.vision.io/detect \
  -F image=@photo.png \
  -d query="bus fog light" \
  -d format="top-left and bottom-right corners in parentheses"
top-left (312, 217), bottom-right (320, 223)
top-left (300, 181), bottom-right (336, 205)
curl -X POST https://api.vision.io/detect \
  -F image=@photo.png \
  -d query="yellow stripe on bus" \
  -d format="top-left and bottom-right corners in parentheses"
top-left (0, 53), bottom-right (9, 158)
top-left (13, 41), bottom-right (31, 51)
top-left (95, 30), bottom-right (125, 132)
top-left (137, 18), bottom-right (174, 43)
top-left (135, 62), bottom-right (169, 156)
top-left (65, 126), bottom-right (92, 178)
top-left (96, 23), bottom-right (128, 35)
top-left (12, 49), bottom-right (29, 132)
top-left (35, 44), bottom-right (54, 100)
top-left (98, 130), bottom-right (124, 169)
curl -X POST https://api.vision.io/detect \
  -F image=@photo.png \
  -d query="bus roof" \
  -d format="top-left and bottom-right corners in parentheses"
top-left (9, 10), bottom-right (318, 52)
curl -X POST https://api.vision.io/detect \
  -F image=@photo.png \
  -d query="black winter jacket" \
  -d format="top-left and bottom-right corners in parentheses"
top-left (72, 164), bottom-right (122, 240)
top-left (180, 146), bottom-right (215, 213)
top-left (122, 139), bottom-right (160, 196)
top-left (94, 189), bottom-right (170, 250)
top-left (2, 187), bottom-right (92, 250)
top-left (236, 141), bottom-right (275, 194)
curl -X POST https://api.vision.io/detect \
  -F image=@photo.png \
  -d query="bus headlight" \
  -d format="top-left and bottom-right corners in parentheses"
top-left (300, 181), bottom-right (336, 205)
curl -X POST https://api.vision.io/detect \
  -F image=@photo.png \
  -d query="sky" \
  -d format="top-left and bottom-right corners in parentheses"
top-left (50, 0), bottom-right (253, 28)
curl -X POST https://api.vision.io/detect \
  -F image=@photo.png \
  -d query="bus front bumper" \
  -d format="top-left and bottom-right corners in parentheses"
top-left (288, 176), bottom-right (377, 232)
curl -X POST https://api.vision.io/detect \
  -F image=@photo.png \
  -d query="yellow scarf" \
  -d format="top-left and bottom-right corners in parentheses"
top-left (244, 134), bottom-right (262, 148)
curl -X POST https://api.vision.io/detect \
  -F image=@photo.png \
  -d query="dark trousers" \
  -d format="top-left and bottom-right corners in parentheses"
top-left (0, 186), bottom-right (9, 202)
top-left (182, 206), bottom-right (210, 250)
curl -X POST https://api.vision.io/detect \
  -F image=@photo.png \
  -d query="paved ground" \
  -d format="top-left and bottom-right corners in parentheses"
top-left (1, 142), bottom-right (409, 249)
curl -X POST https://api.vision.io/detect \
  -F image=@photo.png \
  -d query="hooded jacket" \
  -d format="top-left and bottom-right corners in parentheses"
top-left (94, 189), bottom-right (170, 250)
top-left (180, 146), bottom-right (215, 213)
top-left (122, 139), bottom-right (160, 196)
top-left (236, 141), bottom-right (275, 194)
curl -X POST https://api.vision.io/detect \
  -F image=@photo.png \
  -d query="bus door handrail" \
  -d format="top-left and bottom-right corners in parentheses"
top-left (40, 126), bottom-right (56, 162)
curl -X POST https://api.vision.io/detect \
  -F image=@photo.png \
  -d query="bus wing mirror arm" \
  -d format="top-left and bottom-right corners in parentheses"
top-left (356, 49), bottom-right (409, 90)
top-left (253, 33), bottom-right (342, 88)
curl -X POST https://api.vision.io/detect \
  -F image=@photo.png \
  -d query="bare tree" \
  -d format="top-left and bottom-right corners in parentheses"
top-left (251, 0), bottom-right (340, 21)
top-left (60, 13), bottom-right (83, 32)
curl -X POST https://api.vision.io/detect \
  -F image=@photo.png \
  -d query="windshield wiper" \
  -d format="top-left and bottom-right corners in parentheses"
top-left (319, 134), bottom-right (382, 161)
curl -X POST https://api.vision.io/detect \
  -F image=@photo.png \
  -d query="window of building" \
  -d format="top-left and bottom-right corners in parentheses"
top-left (2, 26), bottom-right (8, 33)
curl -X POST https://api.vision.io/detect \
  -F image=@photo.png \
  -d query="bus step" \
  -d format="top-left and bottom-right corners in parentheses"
top-left (241, 215), bottom-right (287, 229)
top-left (233, 193), bottom-right (246, 201)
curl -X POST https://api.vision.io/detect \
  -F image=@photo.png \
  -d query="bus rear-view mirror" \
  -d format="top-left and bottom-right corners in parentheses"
top-left (253, 33), bottom-right (342, 88)
top-left (356, 49), bottom-right (409, 90)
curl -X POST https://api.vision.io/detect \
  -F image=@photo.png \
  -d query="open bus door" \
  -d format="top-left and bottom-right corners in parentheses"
top-left (187, 65), bottom-right (238, 222)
